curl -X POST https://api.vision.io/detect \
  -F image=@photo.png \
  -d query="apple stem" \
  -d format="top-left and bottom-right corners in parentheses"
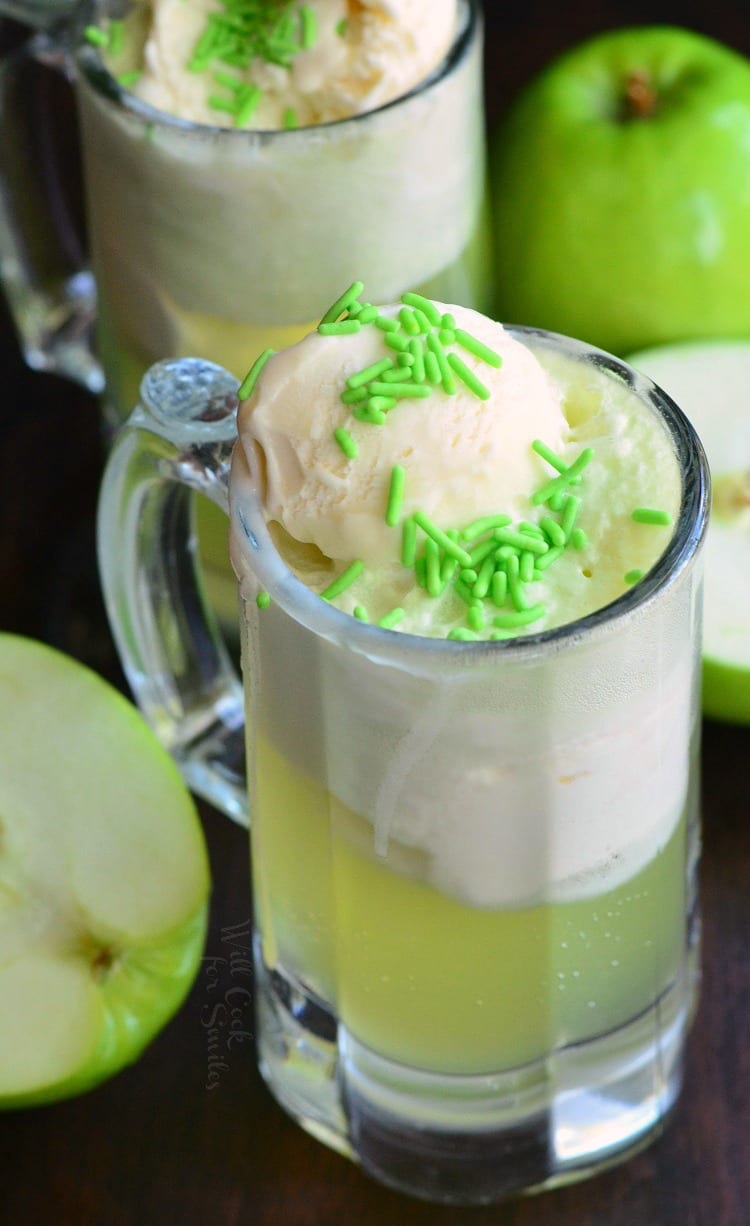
top-left (622, 71), bottom-right (658, 120)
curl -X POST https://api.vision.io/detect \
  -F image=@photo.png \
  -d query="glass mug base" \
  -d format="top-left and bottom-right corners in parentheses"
top-left (256, 941), bottom-right (696, 1205)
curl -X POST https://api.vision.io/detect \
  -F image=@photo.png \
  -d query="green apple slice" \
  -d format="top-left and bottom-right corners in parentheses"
top-left (0, 634), bottom-right (211, 1107)
top-left (628, 341), bottom-right (750, 724)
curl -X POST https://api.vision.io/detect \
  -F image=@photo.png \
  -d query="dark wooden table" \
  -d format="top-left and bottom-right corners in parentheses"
top-left (1, 5), bottom-right (749, 1224)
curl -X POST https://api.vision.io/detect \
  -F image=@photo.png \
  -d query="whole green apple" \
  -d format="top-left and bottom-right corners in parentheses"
top-left (491, 26), bottom-right (750, 356)
top-left (0, 634), bottom-right (211, 1108)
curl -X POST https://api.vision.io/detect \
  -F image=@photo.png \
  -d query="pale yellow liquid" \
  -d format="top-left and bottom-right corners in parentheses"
top-left (252, 736), bottom-right (686, 1077)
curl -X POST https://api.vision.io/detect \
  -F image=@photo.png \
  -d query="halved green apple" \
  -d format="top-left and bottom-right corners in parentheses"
top-left (628, 341), bottom-right (750, 724)
top-left (0, 634), bottom-right (211, 1107)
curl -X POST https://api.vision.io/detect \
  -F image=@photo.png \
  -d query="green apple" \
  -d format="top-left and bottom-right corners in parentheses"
top-left (628, 340), bottom-right (750, 724)
top-left (491, 27), bottom-right (750, 356)
top-left (0, 634), bottom-right (211, 1107)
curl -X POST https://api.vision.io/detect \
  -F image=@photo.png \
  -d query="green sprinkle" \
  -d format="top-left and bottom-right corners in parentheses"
top-left (413, 308), bottom-right (433, 334)
top-left (447, 352), bottom-right (491, 400)
top-left (379, 608), bottom-right (405, 630)
top-left (494, 527), bottom-right (548, 555)
top-left (448, 628), bottom-right (479, 641)
top-left (368, 381), bottom-right (430, 400)
top-left (238, 347), bottom-right (275, 400)
top-left (385, 332), bottom-right (411, 353)
top-left (235, 85), bottom-right (263, 127)
top-left (508, 571), bottom-right (529, 612)
top-left (539, 517), bottom-right (566, 549)
top-left (625, 569), bottom-right (644, 586)
top-left (346, 357), bottom-right (394, 389)
top-left (375, 315), bottom-right (400, 333)
top-left (531, 439), bottom-right (568, 474)
top-left (84, 25), bottom-right (108, 47)
top-left (548, 491), bottom-right (565, 512)
top-left (632, 507), bottom-right (673, 526)
top-left (299, 4), bottom-right (317, 49)
top-left (439, 329), bottom-right (456, 346)
top-left (208, 95), bottom-right (239, 114)
top-left (341, 386), bottom-right (368, 404)
top-left (318, 319), bottom-right (361, 336)
top-left (519, 551), bottom-right (536, 583)
top-left (320, 280), bottom-right (364, 325)
top-left (397, 352), bottom-right (415, 366)
top-left (571, 528), bottom-right (588, 551)
top-left (415, 556), bottom-right (427, 589)
top-left (117, 70), bottom-right (142, 87)
top-left (504, 552), bottom-right (520, 578)
top-left (401, 517), bottom-right (417, 566)
top-left (425, 334), bottom-right (457, 394)
top-left (517, 521), bottom-right (546, 539)
top-left (493, 605), bottom-right (546, 629)
top-left (283, 107), bottom-right (298, 129)
top-left (442, 313), bottom-right (456, 330)
top-left (366, 395), bottom-right (397, 414)
top-left (352, 402), bottom-right (387, 425)
top-left (468, 604), bottom-right (485, 632)
top-left (108, 19), bottom-right (124, 55)
top-left (353, 605), bottom-right (368, 621)
top-left (461, 513), bottom-right (512, 541)
top-left (336, 17), bottom-right (348, 37)
top-left (386, 465), bottom-right (406, 527)
top-left (321, 560), bottom-right (364, 601)
top-left (440, 552), bottom-right (458, 586)
top-left (532, 448), bottom-right (594, 506)
top-left (473, 554), bottom-right (497, 600)
top-left (358, 304), bottom-right (378, 324)
top-left (424, 351), bottom-right (441, 385)
top-left (453, 579), bottom-right (475, 606)
top-left (399, 307), bottom-right (421, 336)
top-left (460, 569), bottom-right (479, 586)
top-left (214, 70), bottom-right (243, 91)
top-left (333, 428), bottom-right (357, 459)
top-left (468, 537), bottom-right (499, 567)
top-left (413, 513), bottom-right (472, 567)
top-left (561, 495), bottom-right (581, 540)
top-left (454, 329), bottom-right (502, 368)
top-left (256, 591), bottom-right (271, 609)
top-left (401, 292), bottom-right (441, 327)
top-left (380, 365), bottom-right (412, 383)
top-left (409, 339), bottom-right (426, 384)
top-left (534, 545), bottom-right (564, 572)
top-left (491, 570), bottom-right (508, 607)
top-left (425, 538), bottom-right (442, 597)
top-left (489, 629), bottom-right (517, 641)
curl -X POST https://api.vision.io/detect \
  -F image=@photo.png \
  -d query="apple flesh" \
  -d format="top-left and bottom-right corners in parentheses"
top-left (0, 634), bottom-right (211, 1107)
top-left (491, 26), bottom-right (750, 356)
top-left (627, 341), bottom-right (750, 724)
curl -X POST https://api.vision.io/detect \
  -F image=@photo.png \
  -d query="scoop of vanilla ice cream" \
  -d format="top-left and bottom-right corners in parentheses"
top-left (237, 303), bottom-right (568, 571)
top-left (128, 0), bottom-right (458, 128)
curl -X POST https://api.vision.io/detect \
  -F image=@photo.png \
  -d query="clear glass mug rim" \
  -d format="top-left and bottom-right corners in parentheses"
top-left (70, 0), bottom-right (479, 138)
top-left (228, 324), bottom-right (710, 672)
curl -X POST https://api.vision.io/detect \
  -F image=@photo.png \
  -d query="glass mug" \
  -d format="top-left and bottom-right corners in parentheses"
top-left (97, 331), bottom-right (709, 1205)
top-left (0, 0), bottom-right (488, 621)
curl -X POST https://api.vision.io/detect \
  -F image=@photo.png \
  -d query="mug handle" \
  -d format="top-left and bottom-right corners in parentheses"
top-left (0, 28), bottom-right (103, 391)
top-left (97, 358), bottom-right (248, 825)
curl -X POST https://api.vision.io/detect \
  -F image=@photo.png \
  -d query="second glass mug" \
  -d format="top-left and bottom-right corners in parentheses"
top-left (0, 0), bottom-right (489, 619)
top-left (97, 331), bottom-right (709, 1205)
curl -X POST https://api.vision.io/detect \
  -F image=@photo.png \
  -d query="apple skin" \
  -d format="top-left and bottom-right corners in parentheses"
top-left (0, 634), bottom-right (211, 1109)
top-left (627, 340), bottom-right (750, 725)
top-left (491, 27), bottom-right (750, 357)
